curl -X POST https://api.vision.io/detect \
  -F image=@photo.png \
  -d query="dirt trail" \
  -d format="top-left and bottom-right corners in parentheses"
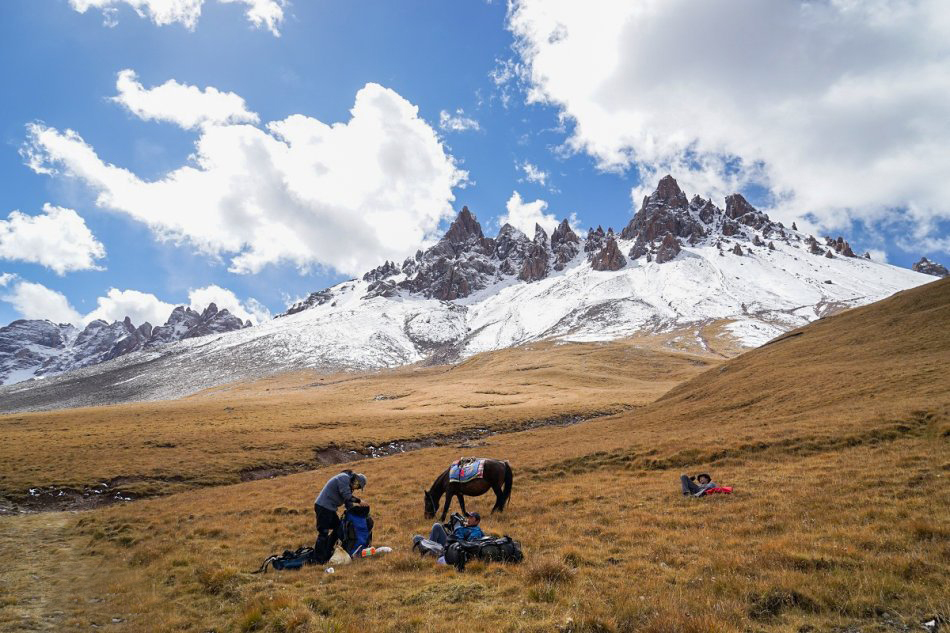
top-left (0, 513), bottom-right (79, 632)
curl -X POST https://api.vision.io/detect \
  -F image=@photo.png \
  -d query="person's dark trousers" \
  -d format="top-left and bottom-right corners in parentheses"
top-left (314, 504), bottom-right (342, 563)
top-left (429, 522), bottom-right (449, 547)
top-left (681, 474), bottom-right (701, 496)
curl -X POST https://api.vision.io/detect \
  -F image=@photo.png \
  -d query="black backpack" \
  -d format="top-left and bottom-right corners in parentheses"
top-left (252, 546), bottom-right (317, 573)
top-left (444, 536), bottom-right (523, 571)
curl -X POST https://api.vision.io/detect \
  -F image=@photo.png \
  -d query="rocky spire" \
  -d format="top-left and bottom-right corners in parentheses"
top-left (443, 206), bottom-right (484, 244)
top-left (912, 257), bottom-right (948, 277)
top-left (621, 175), bottom-right (702, 242)
top-left (551, 218), bottom-right (580, 271)
top-left (590, 237), bottom-right (626, 271)
top-left (518, 224), bottom-right (551, 282)
top-left (655, 232), bottom-right (682, 264)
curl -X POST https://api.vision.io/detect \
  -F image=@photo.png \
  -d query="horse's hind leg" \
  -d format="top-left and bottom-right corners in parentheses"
top-left (490, 481), bottom-right (504, 513)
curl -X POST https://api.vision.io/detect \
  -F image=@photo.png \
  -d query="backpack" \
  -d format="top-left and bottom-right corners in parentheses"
top-left (444, 536), bottom-right (523, 571)
top-left (340, 506), bottom-right (374, 557)
top-left (252, 546), bottom-right (317, 573)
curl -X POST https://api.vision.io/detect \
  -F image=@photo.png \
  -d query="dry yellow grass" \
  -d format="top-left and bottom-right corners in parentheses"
top-left (0, 338), bottom-right (716, 501)
top-left (0, 279), bottom-right (948, 633)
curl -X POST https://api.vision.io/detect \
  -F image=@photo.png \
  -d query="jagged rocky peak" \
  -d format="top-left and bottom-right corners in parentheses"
top-left (590, 237), bottom-right (626, 271)
top-left (518, 224), bottom-right (550, 282)
top-left (622, 175), bottom-right (705, 244)
top-left (363, 260), bottom-right (400, 283)
top-left (912, 257), bottom-right (948, 277)
top-left (551, 218), bottom-right (580, 271)
top-left (1, 302), bottom-right (252, 385)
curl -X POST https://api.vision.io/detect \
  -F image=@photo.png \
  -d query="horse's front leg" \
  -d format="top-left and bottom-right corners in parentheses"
top-left (439, 492), bottom-right (453, 523)
top-left (458, 494), bottom-right (468, 517)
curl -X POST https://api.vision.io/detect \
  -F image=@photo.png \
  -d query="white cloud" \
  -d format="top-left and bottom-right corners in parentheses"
top-left (84, 288), bottom-right (175, 326)
top-left (517, 160), bottom-right (549, 187)
top-left (0, 204), bottom-right (106, 275)
top-left (2, 281), bottom-right (82, 325)
top-left (2, 281), bottom-right (269, 328)
top-left (112, 69), bottom-right (259, 130)
top-left (25, 81), bottom-right (467, 276)
top-left (68, 0), bottom-right (286, 35)
top-left (187, 284), bottom-right (270, 324)
top-left (508, 0), bottom-right (950, 250)
top-left (439, 109), bottom-right (481, 132)
top-left (500, 191), bottom-right (577, 237)
top-left (865, 249), bottom-right (888, 263)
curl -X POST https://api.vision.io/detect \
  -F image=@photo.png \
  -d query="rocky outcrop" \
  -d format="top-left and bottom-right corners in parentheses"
top-left (655, 233), bottom-right (682, 264)
top-left (550, 219), bottom-right (580, 271)
top-left (590, 237), bottom-right (626, 271)
top-left (397, 207), bottom-right (497, 300)
top-left (519, 225), bottom-right (550, 282)
top-left (0, 320), bottom-right (75, 384)
top-left (912, 257), bottom-right (948, 277)
top-left (363, 260), bottom-right (400, 282)
top-left (826, 236), bottom-right (856, 258)
top-left (622, 175), bottom-right (705, 243)
top-left (731, 243), bottom-right (744, 256)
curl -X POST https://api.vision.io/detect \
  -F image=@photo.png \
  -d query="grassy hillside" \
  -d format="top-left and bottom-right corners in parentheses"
top-left (0, 279), bottom-right (947, 632)
top-left (0, 338), bottom-right (716, 504)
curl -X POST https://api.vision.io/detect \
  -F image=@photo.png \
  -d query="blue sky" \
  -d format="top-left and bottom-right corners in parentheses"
top-left (1, 0), bottom-right (948, 328)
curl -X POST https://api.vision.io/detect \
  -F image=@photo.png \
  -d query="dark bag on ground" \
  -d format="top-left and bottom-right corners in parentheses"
top-left (340, 505), bottom-right (374, 556)
top-left (252, 545), bottom-right (317, 573)
top-left (444, 536), bottom-right (523, 571)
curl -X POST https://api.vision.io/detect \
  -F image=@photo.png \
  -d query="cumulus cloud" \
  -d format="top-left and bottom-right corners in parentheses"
top-left (84, 288), bottom-right (175, 326)
top-left (517, 160), bottom-right (549, 187)
top-left (0, 204), bottom-right (106, 275)
top-left (25, 81), bottom-right (466, 276)
top-left (439, 109), bottom-right (480, 132)
top-left (2, 281), bottom-right (83, 325)
top-left (500, 191), bottom-right (577, 237)
top-left (508, 0), bottom-right (950, 249)
top-left (68, 0), bottom-right (286, 35)
top-left (112, 69), bottom-right (259, 129)
top-left (187, 284), bottom-right (270, 323)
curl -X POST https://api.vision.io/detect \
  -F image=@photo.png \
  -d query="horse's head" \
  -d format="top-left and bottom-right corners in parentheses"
top-left (423, 489), bottom-right (436, 519)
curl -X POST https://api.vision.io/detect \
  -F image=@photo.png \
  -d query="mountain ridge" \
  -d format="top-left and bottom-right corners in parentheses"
top-left (0, 175), bottom-right (936, 410)
top-left (0, 303), bottom-right (250, 385)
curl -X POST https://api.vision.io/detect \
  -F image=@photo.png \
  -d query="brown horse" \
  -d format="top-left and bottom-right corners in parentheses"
top-left (424, 459), bottom-right (513, 522)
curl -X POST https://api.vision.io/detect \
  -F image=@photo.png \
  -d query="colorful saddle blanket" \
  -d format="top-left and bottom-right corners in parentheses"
top-left (449, 458), bottom-right (486, 483)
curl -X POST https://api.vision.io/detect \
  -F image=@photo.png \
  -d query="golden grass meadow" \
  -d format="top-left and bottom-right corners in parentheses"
top-left (0, 279), bottom-right (948, 633)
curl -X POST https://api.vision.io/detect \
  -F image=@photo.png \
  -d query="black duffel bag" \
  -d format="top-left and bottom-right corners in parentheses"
top-left (444, 536), bottom-right (523, 571)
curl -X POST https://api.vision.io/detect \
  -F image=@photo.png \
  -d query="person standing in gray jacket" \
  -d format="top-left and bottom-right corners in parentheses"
top-left (314, 470), bottom-right (367, 563)
top-left (680, 473), bottom-right (716, 497)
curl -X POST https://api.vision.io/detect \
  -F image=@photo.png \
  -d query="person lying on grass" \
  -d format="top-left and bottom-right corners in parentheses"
top-left (314, 470), bottom-right (367, 564)
top-left (680, 472), bottom-right (717, 497)
top-left (428, 511), bottom-right (484, 546)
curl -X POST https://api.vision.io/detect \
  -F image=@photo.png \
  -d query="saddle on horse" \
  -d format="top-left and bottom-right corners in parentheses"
top-left (449, 457), bottom-right (486, 483)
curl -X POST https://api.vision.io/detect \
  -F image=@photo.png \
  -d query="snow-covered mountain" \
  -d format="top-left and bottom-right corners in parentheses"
top-left (0, 303), bottom-right (250, 385)
top-left (0, 176), bottom-right (936, 411)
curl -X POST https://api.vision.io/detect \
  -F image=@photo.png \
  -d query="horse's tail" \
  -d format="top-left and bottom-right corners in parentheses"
top-left (500, 460), bottom-right (513, 511)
